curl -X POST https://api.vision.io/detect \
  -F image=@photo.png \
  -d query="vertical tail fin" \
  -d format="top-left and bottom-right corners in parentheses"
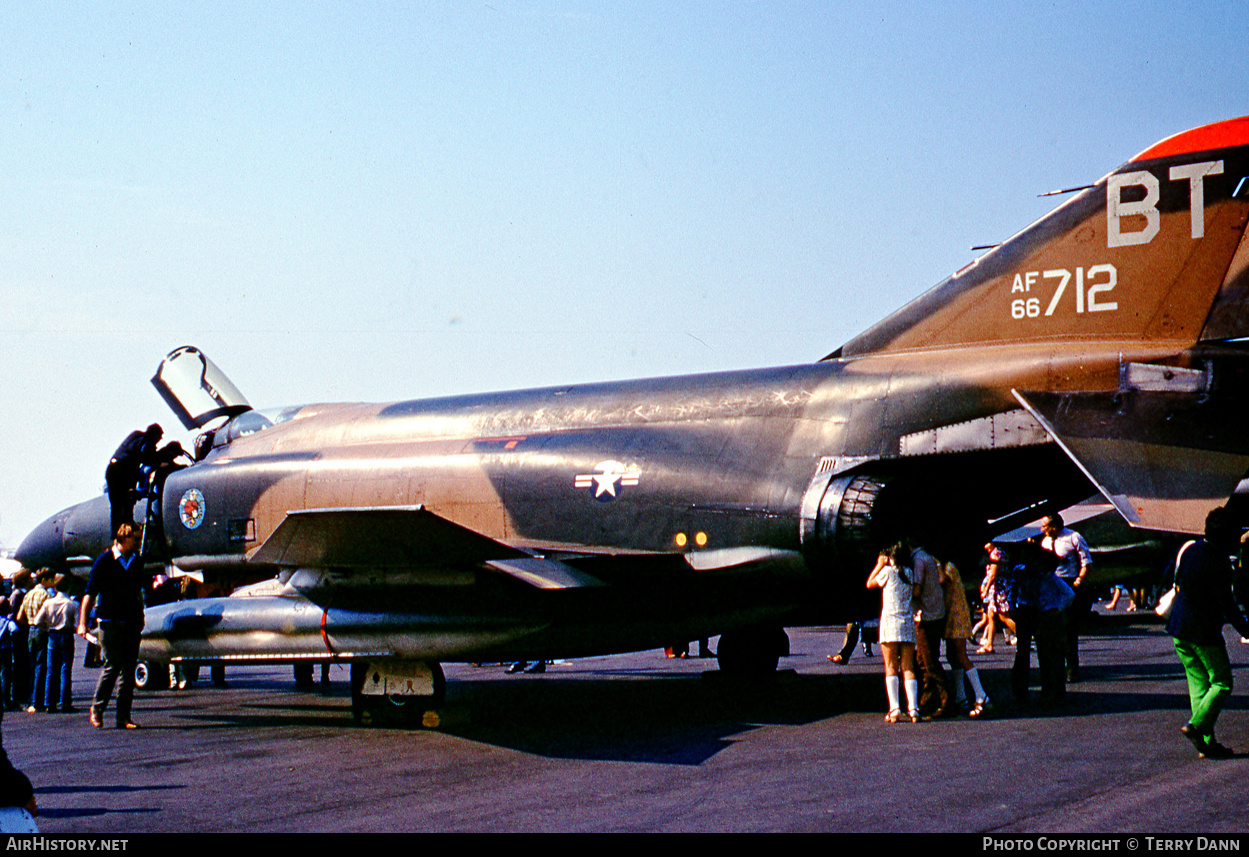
top-left (836, 116), bottom-right (1249, 358)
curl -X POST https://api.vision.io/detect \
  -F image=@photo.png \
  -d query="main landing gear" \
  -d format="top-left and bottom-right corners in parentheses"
top-left (350, 659), bottom-right (446, 726)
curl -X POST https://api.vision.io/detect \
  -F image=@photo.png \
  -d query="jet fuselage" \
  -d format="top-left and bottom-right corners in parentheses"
top-left (18, 116), bottom-right (1249, 686)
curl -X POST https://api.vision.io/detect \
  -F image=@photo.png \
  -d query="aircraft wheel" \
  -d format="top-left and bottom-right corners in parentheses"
top-left (134, 660), bottom-right (159, 692)
top-left (716, 626), bottom-right (787, 677)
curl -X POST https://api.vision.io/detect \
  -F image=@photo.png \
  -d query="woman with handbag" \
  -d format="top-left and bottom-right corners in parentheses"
top-left (1165, 506), bottom-right (1249, 759)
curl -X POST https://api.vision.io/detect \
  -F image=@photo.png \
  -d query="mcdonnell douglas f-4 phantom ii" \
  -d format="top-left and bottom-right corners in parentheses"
top-left (18, 116), bottom-right (1249, 721)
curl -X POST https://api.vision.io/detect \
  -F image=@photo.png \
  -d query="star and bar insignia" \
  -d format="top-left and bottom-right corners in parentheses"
top-left (574, 460), bottom-right (641, 501)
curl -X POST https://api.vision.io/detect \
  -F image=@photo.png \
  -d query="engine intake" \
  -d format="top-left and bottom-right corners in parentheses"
top-left (800, 471), bottom-right (902, 576)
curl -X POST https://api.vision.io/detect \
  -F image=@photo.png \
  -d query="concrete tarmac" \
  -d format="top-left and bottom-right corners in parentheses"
top-left (7, 611), bottom-right (1249, 833)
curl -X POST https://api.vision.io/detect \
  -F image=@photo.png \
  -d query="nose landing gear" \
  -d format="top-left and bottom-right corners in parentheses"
top-left (350, 659), bottom-right (446, 726)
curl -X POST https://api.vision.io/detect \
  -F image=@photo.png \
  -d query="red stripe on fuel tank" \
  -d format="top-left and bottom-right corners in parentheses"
top-left (320, 608), bottom-right (334, 656)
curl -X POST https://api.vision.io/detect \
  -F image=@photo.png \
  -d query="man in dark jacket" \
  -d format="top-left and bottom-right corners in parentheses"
top-left (105, 424), bottom-right (163, 534)
top-left (1166, 506), bottom-right (1249, 759)
top-left (1011, 540), bottom-right (1074, 705)
top-left (79, 523), bottom-right (147, 729)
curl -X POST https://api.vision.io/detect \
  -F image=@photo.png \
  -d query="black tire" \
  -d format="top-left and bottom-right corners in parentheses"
top-left (134, 660), bottom-right (157, 691)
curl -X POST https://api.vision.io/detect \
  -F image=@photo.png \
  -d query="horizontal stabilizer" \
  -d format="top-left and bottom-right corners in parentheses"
top-left (250, 505), bottom-right (529, 568)
top-left (1014, 390), bottom-right (1249, 534)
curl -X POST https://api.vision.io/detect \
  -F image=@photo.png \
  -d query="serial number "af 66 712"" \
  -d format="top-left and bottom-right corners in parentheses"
top-left (1010, 265), bottom-right (1117, 319)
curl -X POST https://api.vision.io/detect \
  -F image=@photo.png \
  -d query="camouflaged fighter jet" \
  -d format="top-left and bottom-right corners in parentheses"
top-left (17, 116), bottom-right (1249, 720)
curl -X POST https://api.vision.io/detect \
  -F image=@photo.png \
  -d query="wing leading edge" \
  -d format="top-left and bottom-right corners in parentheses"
top-left (249, 505), bottom-right (607, 589)
top-left (249, 505), bottom-right (527, 568)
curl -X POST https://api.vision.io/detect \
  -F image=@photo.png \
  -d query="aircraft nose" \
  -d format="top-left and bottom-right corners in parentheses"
top-left (15, 509), bottom-right (68, 569)
top-left (14, 495), bottom-right (112, 570)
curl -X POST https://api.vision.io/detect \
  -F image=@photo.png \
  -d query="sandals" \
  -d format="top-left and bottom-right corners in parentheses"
top-left (969, 696), bottom-right (993, 718)
top-left (828, 654), bottom-right (846, 664)
top-left (886, 708), bottom-right (923, 723)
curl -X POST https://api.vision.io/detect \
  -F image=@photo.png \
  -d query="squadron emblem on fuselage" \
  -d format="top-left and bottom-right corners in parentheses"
top-left (179, 488), bottom-right (206, 530)
top-left (574, 460), bottom-right (641, 501)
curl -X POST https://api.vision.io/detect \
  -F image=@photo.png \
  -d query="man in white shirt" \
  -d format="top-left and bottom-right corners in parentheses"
top-left (911, 542), bottom-right (949, 718)
top-left (33, 579), bottom-right (78, 713)
top-left (1040, 514), bottom-right (1093, 683)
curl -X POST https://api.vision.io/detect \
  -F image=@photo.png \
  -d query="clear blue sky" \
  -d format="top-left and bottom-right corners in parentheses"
top-left (2, 0), bottom-right (1247, 548)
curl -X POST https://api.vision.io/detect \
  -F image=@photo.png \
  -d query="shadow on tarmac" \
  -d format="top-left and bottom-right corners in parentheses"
top-left (37, 784), bottom-right (187, 794)
top-left (69, 619), bottom-right (1248, 770)
top-left (431, 671), bottom-right (873, 765)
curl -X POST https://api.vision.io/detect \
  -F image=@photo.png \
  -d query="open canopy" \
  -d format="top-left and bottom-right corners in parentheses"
top-left (151, 345), bottom-right (252, 430)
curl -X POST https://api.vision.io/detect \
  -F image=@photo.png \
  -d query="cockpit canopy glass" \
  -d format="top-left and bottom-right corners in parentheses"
top-left (151, 346), bottom-right (252, 430)
top-left (220, 409), bottom-right (274, 444)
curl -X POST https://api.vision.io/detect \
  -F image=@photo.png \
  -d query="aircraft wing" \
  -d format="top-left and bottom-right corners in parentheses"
top-left (1014, 388), bottom-right (1249, 534)
top-left (249, 505), bottom-right (607, 589)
